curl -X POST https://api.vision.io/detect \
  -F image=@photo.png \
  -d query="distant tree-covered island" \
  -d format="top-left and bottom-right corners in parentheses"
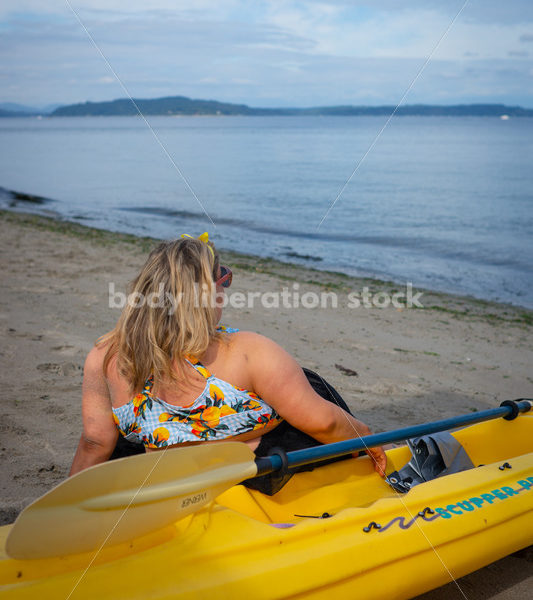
top-left (49, 96), bottom-right (533, 117)
top-left (1, 96), bottom-right (532, 117)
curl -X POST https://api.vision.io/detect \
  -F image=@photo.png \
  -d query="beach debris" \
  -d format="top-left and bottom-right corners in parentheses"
top-left (38, 464), bottom-right (55, 473)
top-left (36, 363), bottom-right (62, 374)
top-left (335, 364), bottom-right (358, 376)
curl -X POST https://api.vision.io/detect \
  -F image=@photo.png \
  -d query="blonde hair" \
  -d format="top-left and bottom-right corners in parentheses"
top-left (99, 237), bottom-right (220, 391)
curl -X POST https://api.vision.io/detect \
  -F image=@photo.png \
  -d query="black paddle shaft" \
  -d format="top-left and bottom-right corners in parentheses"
top-left (254, 399), bottom-right (532, 477)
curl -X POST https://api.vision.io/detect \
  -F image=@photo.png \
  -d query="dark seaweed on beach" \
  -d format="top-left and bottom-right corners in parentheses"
top-left (334, 364), bottom-right (358, 377)
top-left (0, 186), bottom-right (50, 206)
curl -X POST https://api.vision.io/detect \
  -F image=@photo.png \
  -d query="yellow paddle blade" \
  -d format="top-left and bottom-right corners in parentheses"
top-left (6, 442), bottom-right (257, 560)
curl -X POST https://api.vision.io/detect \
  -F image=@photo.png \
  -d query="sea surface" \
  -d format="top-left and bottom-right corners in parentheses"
top-left (0, 115), bottom-right (532, 308)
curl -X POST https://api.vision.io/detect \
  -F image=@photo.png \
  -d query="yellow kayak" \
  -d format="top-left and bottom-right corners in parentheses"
top-left (0, 410), bottom-right (532, 599)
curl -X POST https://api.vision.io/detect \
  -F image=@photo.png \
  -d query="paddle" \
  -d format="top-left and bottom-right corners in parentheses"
top-left (6, 399), bottom-right (531, 559)
top-left (255, 399), bottom-right (532, 475)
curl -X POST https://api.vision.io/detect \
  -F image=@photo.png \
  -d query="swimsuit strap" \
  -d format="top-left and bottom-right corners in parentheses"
top-left (144, 374), bottom-right (155, 391)
top-left (185, 356), bottom-right (212, 380)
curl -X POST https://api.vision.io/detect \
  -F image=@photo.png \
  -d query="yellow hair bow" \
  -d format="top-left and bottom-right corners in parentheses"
top-left (180, 232), bottom-right (214, 259)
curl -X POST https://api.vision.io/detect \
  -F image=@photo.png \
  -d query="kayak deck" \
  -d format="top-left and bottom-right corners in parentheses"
top-left (0, 413), bottom-right (532, 600)
top-left (217, 413), bottom-right (533, 524)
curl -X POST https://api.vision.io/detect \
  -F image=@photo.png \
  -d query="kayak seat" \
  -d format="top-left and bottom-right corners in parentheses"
top-left (386, 431), bottom-right (474, 493)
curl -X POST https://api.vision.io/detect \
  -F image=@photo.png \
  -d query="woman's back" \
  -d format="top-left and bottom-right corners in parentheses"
top-left (105, 331), bottom-right (282, 449)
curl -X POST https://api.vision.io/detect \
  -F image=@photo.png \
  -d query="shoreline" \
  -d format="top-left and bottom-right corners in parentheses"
top-left (0, 209), bottom-right (531, 599)
top-left (2, 208), bottom-right (532, 322)
top-left (2, 174), bottom-right (531, 312)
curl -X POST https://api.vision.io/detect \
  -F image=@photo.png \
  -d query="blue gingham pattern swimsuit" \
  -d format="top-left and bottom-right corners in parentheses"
top-left (112, 328), bottom-right (282, 448)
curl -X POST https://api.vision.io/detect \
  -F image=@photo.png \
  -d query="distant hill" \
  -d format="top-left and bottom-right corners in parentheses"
top-left (50, 97), bottom-right (533, 117)
top-left (0, 102), bottom-right (39, 114)
top-left (2, 96), bottom-right (531, 117)
top-left (0, 108), bottom-right (36, 117)
top-left (0, 102), bottom-right (63, 117)
top-left (51, 96), bottom-right (278, 117)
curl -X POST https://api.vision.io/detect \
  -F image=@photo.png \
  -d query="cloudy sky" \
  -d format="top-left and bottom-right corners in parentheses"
top-left (2, 0), bottom-right (533, 108)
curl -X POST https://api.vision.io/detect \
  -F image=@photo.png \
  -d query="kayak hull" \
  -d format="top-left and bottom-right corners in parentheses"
top-left (1, 414), bottom-right (532, 599)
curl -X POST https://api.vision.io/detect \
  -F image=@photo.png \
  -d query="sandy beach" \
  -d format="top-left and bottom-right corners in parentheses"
top-left (0, 209), bottom-right (531, 598)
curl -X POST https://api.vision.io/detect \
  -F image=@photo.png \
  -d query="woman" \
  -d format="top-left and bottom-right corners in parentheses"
top-left (70, 233), bottom-right (386, 494)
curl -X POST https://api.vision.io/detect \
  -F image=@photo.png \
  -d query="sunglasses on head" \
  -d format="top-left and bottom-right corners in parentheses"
top-left (216, 265), bottom-right (232, 288)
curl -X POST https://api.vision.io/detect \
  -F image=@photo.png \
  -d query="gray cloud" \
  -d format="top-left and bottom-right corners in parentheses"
top-left (1, 2), bottom-right (533, 107)
top-left (304, 0), bottom-right (533, 25)
top-left (0, 12), bottom-right (315, 51)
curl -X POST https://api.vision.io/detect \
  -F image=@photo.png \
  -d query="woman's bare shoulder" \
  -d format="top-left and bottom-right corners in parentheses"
top-left (85, 340), bottom-right (115, 379)
top-left (227, 330), bottom-right (265, 342)
top-left (224, 331), bottom-right (293, 370)
top-left (85, 343), bottom-right (106, 369)
top-left (226, 330), bottom-right (282, 353)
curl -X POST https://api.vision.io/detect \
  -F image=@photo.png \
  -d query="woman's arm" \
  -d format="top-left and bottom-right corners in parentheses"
top-left (69, 346), bottom-right (118, 476)
top-left (243, 333), bottom-right (387, 475)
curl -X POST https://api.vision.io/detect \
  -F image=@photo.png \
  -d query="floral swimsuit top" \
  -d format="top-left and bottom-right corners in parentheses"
top-left (112, 327), bottom-right (282, 449)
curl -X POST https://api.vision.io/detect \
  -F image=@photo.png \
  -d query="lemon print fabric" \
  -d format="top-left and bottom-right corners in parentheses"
top-left (111, 339), bottom-right (282, 448)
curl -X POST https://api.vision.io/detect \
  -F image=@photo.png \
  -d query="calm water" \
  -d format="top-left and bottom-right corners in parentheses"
top-left (0, 115), bottom-right (532, 307)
